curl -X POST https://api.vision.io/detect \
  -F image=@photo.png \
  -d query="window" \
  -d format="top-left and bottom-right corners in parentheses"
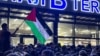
top-left (9, 19), bottom-right (32, 35)
top-left (58, 38), bottom-right (72, 46)
top-left (75, 25), bottom-right (97, 38)
top-left (75, 39), bottom-right (96, 46)
top-left (11, 37), bottom-right (20, 46)
top-left (58, 23), bottom-right (72, 37)
top-left (24, 38), bottom-right (34, 45)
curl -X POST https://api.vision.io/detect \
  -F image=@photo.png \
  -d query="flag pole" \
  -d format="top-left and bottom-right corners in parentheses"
top-left (18, 20), bottom-right (25, 28)
top-left (12, 20), bottom-right (25, 35)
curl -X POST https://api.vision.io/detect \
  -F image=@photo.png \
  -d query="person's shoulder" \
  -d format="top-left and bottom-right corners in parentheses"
top-left (8, 31), bottom-right (11, 35)
top-left (5, 31), bottom-right (11, 35)
top-left (8, 31), bottom-right (11, 33)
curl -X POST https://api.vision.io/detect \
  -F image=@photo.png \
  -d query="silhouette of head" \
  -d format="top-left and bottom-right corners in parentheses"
top-left (1, 23), bottom-right (8, 31)
top-left (41, 49), bottom-right (54, 56)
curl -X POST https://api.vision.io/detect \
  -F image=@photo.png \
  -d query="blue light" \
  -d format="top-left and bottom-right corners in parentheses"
top-left (50, 0), bottom-right (67, 10)
top-left (11, 0), bottom-right (23, 3)
top-left (17, 0), bottom-right (23, 3)
top-left (41, 0), bottom-right (46, 6)
top-left (10, 0), bottom-right (100, 14)
top-left (27, 0), bottom-right (39, 5)
top-left (91, 0), bottom-right (100, 13)
top-left (81, 0), bottom-right (91, 12)
top-left (11, 0), bottom-right (17, 2)
top-left (73, 0), bottom-right (78, 11)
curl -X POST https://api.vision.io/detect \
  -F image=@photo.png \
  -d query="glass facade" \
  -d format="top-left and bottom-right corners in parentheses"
top-left (0, 17), bottom-right (99, 46)
top-left (75, 25), bottom-right (97, 38)
top-left (75, 39), bottom-right (96, 46)
top-left (11, 37), bottom-right (20, 46)
top-left (0, 3), bottom-right (100, 46)
top-left (58, 38), bottom-right (72, 46)
top-left (23, 38), bottom-right (34, 45)
top-left (9, 19), bottom-right (32, 35)
top-left (58, 23), bottom-right (72, 37)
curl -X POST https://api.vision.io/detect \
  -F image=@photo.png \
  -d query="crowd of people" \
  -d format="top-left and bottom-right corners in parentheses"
top-left (0, 43), bottom-right (99, 56)
top-left (0, 23), bottom-right (100, 56)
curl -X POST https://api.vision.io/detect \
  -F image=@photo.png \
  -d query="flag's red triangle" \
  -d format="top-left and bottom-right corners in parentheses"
top-left (27, 8), bottom-right (36, 21)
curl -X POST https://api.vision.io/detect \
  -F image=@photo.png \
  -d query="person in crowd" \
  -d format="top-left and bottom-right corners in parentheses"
top-left (0, 23), bottom-right (11, 52)
top-left (0, 23), bottom-right (19, 53)
top-left (41, 49), bottom-right (54, 56)
top-left (90, 46), bottom-right (100, 56)
top-left (79, 50), bottom-right (88, 56)
top-left (55, 52), bottom-right (63, 56)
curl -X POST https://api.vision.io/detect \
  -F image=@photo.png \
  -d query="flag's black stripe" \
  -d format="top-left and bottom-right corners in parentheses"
top-left (36, 13), bottom-right (52, 36)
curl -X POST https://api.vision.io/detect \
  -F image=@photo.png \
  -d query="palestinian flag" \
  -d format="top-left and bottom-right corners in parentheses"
top-left (25, 9), bottom-right (52, 44)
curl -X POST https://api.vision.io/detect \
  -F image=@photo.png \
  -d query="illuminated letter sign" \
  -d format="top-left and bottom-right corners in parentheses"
top-left (11, 0), bottom-right (23, 3)
top-left (50, 0), bottom-right (67, 10)
top-left (73, 0), bottom-right (100, 14)
top-left (12, 0), bottom-right (39, 5)
top-left (11, 0), bottom-right (17, 2)
top-left (73, 0), bottom-right (78, 11)
top-left (41, 0), bottom-right (46, 6)
top-left (81, 0), bottom-right (100, 13)
top-left (10, 0), bottom-right (100, 14)
top-left (27, 0), bottom-right (39, 5)
top-left (91, 0), bottom-right (100, 13)
top-left (81, 0), bottom-right (91, 12)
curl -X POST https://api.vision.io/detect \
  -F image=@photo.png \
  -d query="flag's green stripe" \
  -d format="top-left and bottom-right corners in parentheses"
top-left (25, 20), bottom-right (46, 44)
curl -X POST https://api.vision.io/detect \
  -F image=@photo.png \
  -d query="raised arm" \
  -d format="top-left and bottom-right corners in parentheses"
top-left (11, 27), bottom-right (19, 36)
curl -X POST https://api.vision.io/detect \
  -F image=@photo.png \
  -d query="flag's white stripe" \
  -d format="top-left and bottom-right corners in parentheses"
top-left (33, 18), bottom-right (50, 40)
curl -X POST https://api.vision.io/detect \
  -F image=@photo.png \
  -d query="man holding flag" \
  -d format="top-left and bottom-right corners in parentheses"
top-left (0, 23), bottom-right (19, 53)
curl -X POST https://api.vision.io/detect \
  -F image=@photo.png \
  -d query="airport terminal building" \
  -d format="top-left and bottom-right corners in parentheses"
top-left (0, 0), bottom-right (100, 46)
